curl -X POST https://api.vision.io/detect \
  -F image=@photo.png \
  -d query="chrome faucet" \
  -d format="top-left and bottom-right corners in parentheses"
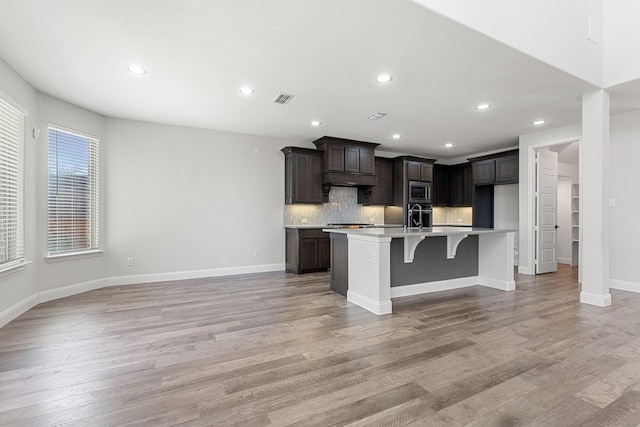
top-left (408, 204), bottom-right (424, 229)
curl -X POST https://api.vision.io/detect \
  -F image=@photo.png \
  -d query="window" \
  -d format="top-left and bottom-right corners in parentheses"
top-left (0, 96), bottom-right (24, 269)
top-left (47, 125), bottom-right (100, 256)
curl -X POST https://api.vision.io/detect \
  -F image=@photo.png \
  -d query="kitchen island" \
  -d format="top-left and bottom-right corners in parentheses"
top-left (323, 227), bottom-right (516, 315)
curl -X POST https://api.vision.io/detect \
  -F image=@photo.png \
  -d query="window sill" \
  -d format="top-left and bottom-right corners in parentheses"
top-left (0, 260), bottom-right (31, 278)
top-left (45, 249), bottom-right (104, 263)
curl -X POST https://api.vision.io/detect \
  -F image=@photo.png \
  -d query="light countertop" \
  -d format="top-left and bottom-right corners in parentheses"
top-left (322, 226), bottom-right (515, 238)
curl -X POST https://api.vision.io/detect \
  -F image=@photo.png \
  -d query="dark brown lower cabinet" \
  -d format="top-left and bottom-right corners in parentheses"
top-left (285, 228), bottom-right (330, 274)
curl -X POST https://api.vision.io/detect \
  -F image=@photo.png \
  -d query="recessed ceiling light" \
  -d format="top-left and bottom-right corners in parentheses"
top-left (475, 103), bottom-right (491, 110)
top-left (376, 74), bottom-right (392, 83)
top-left (240, 86), bottom-right (254, 95)
top-left (126, 65), bottom-right (147, 75)
top-left (391, 134), bottom-right (401, 140)
top-left (310, 120), bottom-right (321, 127)
top-left (444, 142), bottom-right (454, 148)
top-left (533, 119), bottom-right (545, 125)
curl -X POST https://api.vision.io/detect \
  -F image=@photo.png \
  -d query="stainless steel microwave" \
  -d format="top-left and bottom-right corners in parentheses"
top-left (409, 180), bottom-right (432, 204)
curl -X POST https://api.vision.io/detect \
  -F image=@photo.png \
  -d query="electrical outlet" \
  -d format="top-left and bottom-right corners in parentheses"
top-left (371, 252), bottom-right (377, 264)
top-left (369, 217), bottom-right (375, 224)
top-left (253, 147), bottom-right (259, 155)
top-left (253, 250), bottom-right (260, 258)
top-left (127, 257), bottom-right (134, 266)
top-left (301, 218), bottom-right (308, 224)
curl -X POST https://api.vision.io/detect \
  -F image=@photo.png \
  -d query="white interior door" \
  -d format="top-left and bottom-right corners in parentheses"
top-left (536, 150), bottom-right (558, 274)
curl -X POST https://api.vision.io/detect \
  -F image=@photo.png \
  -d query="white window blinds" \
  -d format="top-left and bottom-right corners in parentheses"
top-left (47, 126), bottom-right (100, 255)
top-left (0, 97), bottom-right (24, 267)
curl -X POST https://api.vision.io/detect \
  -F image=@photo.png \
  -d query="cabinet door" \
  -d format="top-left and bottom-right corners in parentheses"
top-left (290, 152), bottom-right (323, 204)
top-left (420, 163), bottom-right (433, 182)
top-left (326, 144), bottom-right (345, 171)
top-left (318, 237), bottom-right (331, 270)
top-left (496, 155), bottom-right (519, 183)
top-left (344, 146), bottom-right (360, 172)
top-left (358, 148), bottom-right (375, 174)
top-left (472, 159), bottom-right (495, 185)
top-left (463, 164), bottom-right (473, 206)
top-left (299, 239), bottom-right (319, 271)
top-left (433, 165), bottom-right (450, 207)
top-left (370, 157), bottom-right (393, 205)
top-left (449, 166), bottom-right (464, 206)
top-left (406, 161), bottom-right (421, 181)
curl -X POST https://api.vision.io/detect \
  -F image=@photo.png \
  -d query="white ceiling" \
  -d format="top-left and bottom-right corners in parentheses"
top-left (0, 0), bottom-right (627, 160)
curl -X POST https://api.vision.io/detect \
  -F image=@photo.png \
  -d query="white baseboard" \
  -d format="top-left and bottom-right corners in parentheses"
top-left (106, 263), bottom-right (285, 286)
top-left (580, 291), bottom-right (612, 307)
top-left (0, 294), bottom-right (39, 329)
top-left (0, 277), bottom-right (107, 328)
top-left (518, 265), bottom-right (534, 275)
top-left (557, 257), bottom-right (571, 265)
top-left (0, 263), bottom-right (285, 329)
top-left (347, 290), bottom-right (393, 315)
top-left (480, 276), bottom-right (516, 291)
top-left (390, 276), bottom-right (479, 298)
top-left (610, 279), bottom-right (640, 294)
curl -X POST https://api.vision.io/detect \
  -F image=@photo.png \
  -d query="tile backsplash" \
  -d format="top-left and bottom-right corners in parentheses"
top-left (433, 207), bottom-right (473, 225)
top-left (284, 187), bottom-right (385, 225)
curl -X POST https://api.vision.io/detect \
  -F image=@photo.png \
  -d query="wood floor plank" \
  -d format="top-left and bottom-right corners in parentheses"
top-left (1, 265), bottom-right (640, 425)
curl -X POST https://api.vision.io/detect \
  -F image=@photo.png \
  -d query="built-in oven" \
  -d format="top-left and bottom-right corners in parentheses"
top-left (408, 180), bottom-right (431, 204)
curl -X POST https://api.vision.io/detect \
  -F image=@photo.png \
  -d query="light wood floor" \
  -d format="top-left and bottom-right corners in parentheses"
top-left (2, 265), bottom-right (640, 426)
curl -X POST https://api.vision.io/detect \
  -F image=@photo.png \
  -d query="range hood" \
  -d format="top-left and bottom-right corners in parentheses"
top-left (312, 136), bottom-right (379, 191)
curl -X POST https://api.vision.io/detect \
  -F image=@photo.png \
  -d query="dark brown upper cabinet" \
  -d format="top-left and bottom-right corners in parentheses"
top-left (472, 159), bottom-right (496, 185)
top-left (313, 136), bottom-right (377, 175)
top-left (433, 164), bottom-right (450, 207)
top-left (469, 149), bottom-right (519, 186)
top-left (406, 160), bottom-right (433, 182)
top-left (281, 147), bottom-right (324, 204)
top-left (433, 163), bottom-right (472, 207)
top-left (312, 136), bottom-right (379, 188)
top-left (496, 153), bottom-right (519, 184)
top-left (391, 156), bottom-right (437, 207)
top-left (359, 157), bottom-right (393, 206)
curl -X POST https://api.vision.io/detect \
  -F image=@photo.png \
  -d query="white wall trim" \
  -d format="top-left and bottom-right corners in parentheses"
top-left (520, 135), bottom-right (580, 276)
top-left (347, 290), bottom-right (392, 315)
top-left (479, 276), bottom-right (516, 291)
top-left (0, 263), bottom-right (285, 328)
top-left (105, 263), bottom-right (285, 286)
top-left (0, 278), bottom-right (107, 328)
top-left (390, 276), bottom-right (479, 298)
top-left (557, 257), bottom-right (572, 265)
top-left (518, 265), bottom-right (533, 275)
top-left (610, 279), bottom-right (640, 294)
top-left (0, 294), bottom-right (39, 329)
top-left (580, 291), bottom-right (612, 307)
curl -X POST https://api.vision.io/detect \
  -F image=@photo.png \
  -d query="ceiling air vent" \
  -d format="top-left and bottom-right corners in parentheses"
top-left (272, 93), bottom-right (294, 105)
top-left (367, 112), bottom-right (387, 120)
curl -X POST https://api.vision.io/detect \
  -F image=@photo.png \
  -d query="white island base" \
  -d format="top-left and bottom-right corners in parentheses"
top-left (324, 227), bottom-right (516, 315)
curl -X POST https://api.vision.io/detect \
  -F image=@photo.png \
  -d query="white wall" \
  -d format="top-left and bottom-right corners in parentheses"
top-left (494, 184), bottom-right (519, 265)
top-left (609, 110), bottom-right (640, 291)
top-left (413, 0), bottom-right (603, 86)
top-left (0, 58), bottom-right (108, 324)
top-left (556, 178), bottom-right (572, 265)
top-left (603, 2), bottom-right (640, 87)
top-left (104, 118), bottom-right (289, 279)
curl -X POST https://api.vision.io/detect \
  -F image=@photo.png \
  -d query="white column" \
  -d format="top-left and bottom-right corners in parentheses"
top-left (346, 234), bottom-right (392, 315)
top-left (478, 232), bottom-right (516, 291)
top-left (580, 90), bottom-right (611, 307)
